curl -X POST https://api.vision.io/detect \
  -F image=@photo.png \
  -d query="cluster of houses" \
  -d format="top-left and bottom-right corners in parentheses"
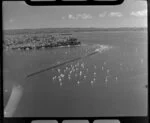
top-left (3, 33), bottom-right (81, 51)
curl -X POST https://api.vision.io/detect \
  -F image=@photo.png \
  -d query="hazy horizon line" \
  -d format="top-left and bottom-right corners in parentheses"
top-left (3, 26), bottom-right (147, 31)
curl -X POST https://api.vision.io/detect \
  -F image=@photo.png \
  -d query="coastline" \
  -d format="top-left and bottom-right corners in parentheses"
top-left (3, 27), bottom-right (147, 51)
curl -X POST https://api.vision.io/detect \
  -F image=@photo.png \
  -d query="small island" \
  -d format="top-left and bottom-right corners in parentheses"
top-left (3, 30), bottom-right (81, 51)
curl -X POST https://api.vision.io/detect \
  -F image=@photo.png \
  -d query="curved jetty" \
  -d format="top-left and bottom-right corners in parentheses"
top-left (26, 44), bottom-right (111, 78)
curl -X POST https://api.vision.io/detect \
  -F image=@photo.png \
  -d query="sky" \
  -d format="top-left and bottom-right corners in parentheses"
top-left (3, 0), bottom-right (147, 29)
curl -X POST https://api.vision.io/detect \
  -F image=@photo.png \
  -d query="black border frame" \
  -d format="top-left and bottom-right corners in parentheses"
top-left (0, 0), bottom-right (149, 123)
top-left (25, 0), bottom-right (124, 6)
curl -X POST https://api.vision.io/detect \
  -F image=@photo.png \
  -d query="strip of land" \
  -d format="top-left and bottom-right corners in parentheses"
top-left (3, 33), bottom-right (81, 50)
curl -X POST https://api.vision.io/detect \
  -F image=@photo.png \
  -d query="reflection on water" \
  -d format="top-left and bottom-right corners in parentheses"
top-left (3, 31), bottom-right (147, 117)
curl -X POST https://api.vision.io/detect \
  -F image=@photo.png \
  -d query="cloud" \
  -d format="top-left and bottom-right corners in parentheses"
top-left (76, 13), bottom-right (92, 19)
top-left (68, 14), bottom-right (76, 20)
top-left (109, 12), bottom-right (123, 17)
top-left (68, 13), bottom-right (92, 20)
top-left (99, 12), bottom-right (107, 18)
top-left (130, 9), bottom-right (147, 17)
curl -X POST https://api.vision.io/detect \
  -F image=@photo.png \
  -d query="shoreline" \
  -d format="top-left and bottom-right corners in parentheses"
top-left (4, 43), bottom-right (82, 52)
top-left (5, 42), bottom-right (81, 51)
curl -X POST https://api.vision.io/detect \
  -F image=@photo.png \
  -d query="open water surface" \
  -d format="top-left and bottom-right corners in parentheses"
top-left (3, 30), bottom-right (148, 117)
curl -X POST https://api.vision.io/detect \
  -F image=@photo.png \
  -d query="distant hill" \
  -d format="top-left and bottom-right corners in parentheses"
top-left (3, 27), bottom-right (147, 35)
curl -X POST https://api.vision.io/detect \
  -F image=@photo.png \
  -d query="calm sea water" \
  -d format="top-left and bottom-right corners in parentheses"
top-left (3, 31), bottom-right (148, 117)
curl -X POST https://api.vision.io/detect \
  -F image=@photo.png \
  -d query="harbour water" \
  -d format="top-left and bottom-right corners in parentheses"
top-left (3, 30), bottom-right (147, 117)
